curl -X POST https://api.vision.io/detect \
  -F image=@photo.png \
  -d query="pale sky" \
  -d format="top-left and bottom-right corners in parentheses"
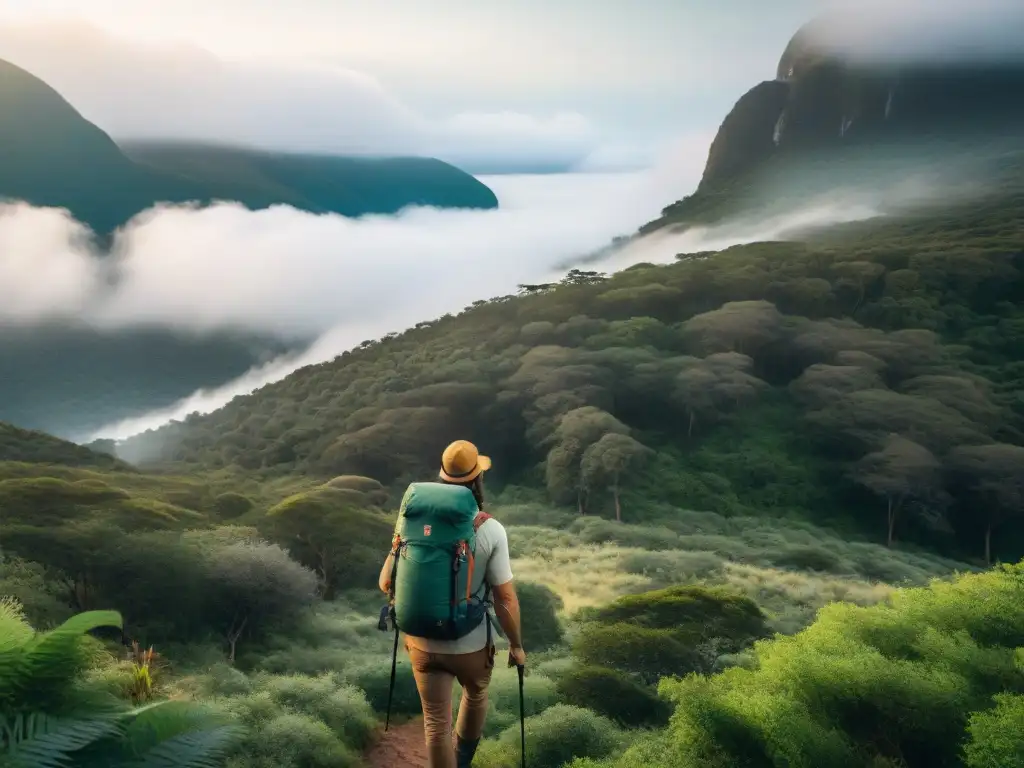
top-left (0, 0), bottom-right (1015, 170)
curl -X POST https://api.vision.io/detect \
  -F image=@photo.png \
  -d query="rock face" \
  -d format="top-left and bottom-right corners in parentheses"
top-left (697, 18), bottom-right (1024, 190)
top-left (700, 81), bottom-right (790, 190)
top-left (0, 58), bottom-right (498, 233)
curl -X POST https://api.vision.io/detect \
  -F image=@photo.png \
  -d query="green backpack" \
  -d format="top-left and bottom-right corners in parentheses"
top-left (388, 481), bottom-right (491, 641)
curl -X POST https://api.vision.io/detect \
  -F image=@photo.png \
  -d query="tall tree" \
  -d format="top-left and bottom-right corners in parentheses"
top-left (850, 434), bottom-right (946, 547)
top-left (581, 433), bottom-right (652, 522)
top-left (545, 407), bottom-right (630, 511)
top-left (948, 443), bottom-right (1024, 564)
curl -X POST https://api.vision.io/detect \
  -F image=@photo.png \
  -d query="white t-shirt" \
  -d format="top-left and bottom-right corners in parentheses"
top-left (404, 517), bottom-right (514, 655)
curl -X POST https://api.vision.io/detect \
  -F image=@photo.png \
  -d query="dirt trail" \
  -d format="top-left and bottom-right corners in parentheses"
top-left (364, 718), bottom-right (429, 767)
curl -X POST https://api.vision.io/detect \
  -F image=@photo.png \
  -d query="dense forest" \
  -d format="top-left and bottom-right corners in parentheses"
top-left (123, 185), bottom-right (1024, 566)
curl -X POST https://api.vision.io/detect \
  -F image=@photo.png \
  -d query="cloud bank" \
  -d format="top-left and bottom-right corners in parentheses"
top-left (0, 21), bottom-right (643, 171)
top-left (809, 0), bottom-right (1024, 66)
top-left (71, 159), bottom-right (972, 443)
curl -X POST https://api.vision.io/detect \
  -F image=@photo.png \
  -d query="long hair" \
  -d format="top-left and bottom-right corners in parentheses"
top-left (442, 474), bottom-right (485, 511)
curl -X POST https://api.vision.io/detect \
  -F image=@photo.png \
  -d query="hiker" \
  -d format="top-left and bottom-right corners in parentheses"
top-left (379, 440), bottom-right (525, 768)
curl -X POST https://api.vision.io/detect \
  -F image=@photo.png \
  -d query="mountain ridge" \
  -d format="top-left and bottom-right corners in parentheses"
top-left (0, 57), bottom-right (498, 234)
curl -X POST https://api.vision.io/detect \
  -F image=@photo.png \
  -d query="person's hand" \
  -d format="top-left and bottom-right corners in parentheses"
top-left (507, 645), bottom-right (526, 669)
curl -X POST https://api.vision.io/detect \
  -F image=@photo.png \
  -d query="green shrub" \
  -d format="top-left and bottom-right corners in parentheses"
top-left (767, 544), bottom-right (845, 573)
top-left (574, 623), bottom-right (703, 685)
top-left (619, 549), bottom-right (724, 585)
top-left (517, 582), bottom-right (565, 651)
top-left (591, 584), bottom-right (768, 650)
top-left (575, 585), bottom-right (768, 682)
top-left (0, 556), bottom-right (71, 629)
top-left (225, 712), bottom-right (361, 768)
top-left (475, 704), bottom-right (623, 768)
top-left (570, 519), bottom-right (682, 550)
top-left (555, 664), bottom-right (671, 727)
top-left (964, 693), bottom-right (1024, 768)
top-left (593, 562), bottom-right (1024, 768)
top-left (345, 658), bottom-right (421, 716)
top-left (214, 491), bottom-right (256, 519)
top-left (258, 673), bottom-right (377, 750)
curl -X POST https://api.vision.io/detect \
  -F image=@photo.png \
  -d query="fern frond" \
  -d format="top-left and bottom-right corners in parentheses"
top-left (1, 711), bottom-right (123, 768)
top-left (131, 724), bottom-right (245, 768)
top-left (0, 598), bottom-right (33, 653)
top-left (118, 700), bottom-right (233, 755)
top-left (0, 611), bottom-right (123, 711)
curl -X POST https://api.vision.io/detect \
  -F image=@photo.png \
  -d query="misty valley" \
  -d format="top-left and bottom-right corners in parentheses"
top-left (2, 5), bottom-right (1024, 768)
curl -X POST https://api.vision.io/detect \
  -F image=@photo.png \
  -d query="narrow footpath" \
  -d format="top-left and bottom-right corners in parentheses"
top-left (364, 718), bottom-right (428, 767)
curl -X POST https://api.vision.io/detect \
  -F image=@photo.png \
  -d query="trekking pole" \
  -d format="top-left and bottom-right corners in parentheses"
top-left (385, 608), bottom-right (399, 732)
top-left (517, 664), bottom-right (526, 768)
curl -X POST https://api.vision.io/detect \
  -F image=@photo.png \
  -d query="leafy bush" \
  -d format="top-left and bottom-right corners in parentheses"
top-left (222, 712), bottom-right (362, 768)
top-left (257, 673), bottom-right (377, 750)
top-left (0, 556), bottom-right (71, 629)
top-left (619, 549), bottom-right (724, 585)
top-left (963, 693), bottom-right (1024, 768)
top-left (517, 582), bottom-right (565, 651)
top-left (214, 492), bottom-right (255, 519)
top-left (344, 658), bottom-right (421, 717)
top-left (573, 584), bottom-right (769, 683)
top-left (590, 584), bottom-right (767, 649)
top-left (574, 623), bottom-right (703, 685)
top-left (595, 561), bottom-right (1024, 768)
top-left (767, 544), bottom-right (844, 573)
top-left (555, 665), bottom-right (671, 728)
top-left (205, 539), bottom-right (319, 661)
top-left (265, 488), bottom-right (393, 597)
top-left (475, 704), bottom-right (623, 768)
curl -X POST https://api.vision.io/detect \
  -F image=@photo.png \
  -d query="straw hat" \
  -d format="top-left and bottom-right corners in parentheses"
top-left (439, 440), bottom-right (492, 483)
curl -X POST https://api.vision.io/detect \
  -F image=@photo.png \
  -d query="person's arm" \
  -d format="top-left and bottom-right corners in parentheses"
top-left (378, 552), bottom-right (395, 594)
top-left (492, 580), bottom-right (523, 650)
top-left (484, 522), bottom-right (525, 664)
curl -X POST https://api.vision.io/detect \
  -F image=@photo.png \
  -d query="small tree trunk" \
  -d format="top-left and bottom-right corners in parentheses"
top-left (577, 487), bottom-right (585, 516)
top-left (985, 524), bottom-right (993, 566)
top-left (688, 410), bottom-right (695, 438)
top-left (613, 480), bottom-right (622, 523)
top-left (226, 616), bottom-right (247, 665)
top-left (886, 497), bottom-right (896, 547)
top-left (317, 548), bottom-right (334, 600)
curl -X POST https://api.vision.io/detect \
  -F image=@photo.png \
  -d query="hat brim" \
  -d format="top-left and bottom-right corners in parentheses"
top-left (439, 454), bottom-right (491, 483)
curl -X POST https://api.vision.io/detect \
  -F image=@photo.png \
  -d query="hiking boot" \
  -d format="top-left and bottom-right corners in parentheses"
top-left (455, 735), bottom-right (480, 767)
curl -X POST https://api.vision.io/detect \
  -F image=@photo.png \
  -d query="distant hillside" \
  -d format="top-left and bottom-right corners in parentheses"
top-left (0, 58), bottom-right (497, 233)
top-left (642, 16), bottom-right (1024, 232)
top-left (0, 421), bottom-right (127, 469)
top-left (121, 142), bottom-right (499, 218)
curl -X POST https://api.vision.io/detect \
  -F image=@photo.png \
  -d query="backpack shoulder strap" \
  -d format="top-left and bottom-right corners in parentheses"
top-left (473, 512), bottom-right (493, 532)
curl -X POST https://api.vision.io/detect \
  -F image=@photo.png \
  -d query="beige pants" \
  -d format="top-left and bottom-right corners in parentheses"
top-left (406, 642), bottom-right (496, 768)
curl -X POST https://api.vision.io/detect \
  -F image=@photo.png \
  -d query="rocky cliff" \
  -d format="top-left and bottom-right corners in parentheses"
top-left (697, 17), bottom-right (1024, 192)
